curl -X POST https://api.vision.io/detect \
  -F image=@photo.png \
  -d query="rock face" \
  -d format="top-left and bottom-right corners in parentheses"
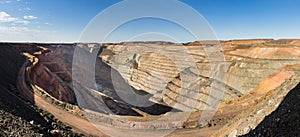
top-left (0, 44), bottom-right (84, 137)
top-left (26, 46), bottom-right (76, 104)
top-left (1, 39), bottom-right (300, 136)
top-left (242, 79), bottom-right (300, 137)
top-left (100, 40), bottom-right (300, 112)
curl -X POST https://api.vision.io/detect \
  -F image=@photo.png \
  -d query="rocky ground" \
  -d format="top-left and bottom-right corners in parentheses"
top-left (1, 85), bottom-right (295, 137)
top-left (0, 84), bottom-right (299, 137)
top-left (243, 82), bottom-right (300, 137)
top-left (1, 40), bottom-right (300, 136)
top-left (0, 84), bottom-right (87, 137)
top-left (0, 44), bottom-right (84, 137)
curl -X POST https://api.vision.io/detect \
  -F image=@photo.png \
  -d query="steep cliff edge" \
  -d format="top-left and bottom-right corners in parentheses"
top-left (0, 44), bottom-right (83, 136)
top-left (100, 40), bottom-right (300, 112)
top-left (1, 39), bottom-right (300, 136)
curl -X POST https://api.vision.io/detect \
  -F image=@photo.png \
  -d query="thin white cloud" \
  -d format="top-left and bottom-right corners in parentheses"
top-left (16, 20), bottom-right (29, 25)
top-left (0, 25), bottom-right (56, 34)
top-left (0, 0), bottom-right (12, 4)
top-left (0, 11), bottom-right (34, 26)
top-left (0, 11), bottom-right (18, 22)
top-left (18, 7), bottom-right (31, 11)
top-left (45, 22), bottom-right (52, 25)
top-left (0, 26), bottom-right (31, 33)
top-left (24, 15), bottom-right (37, 20)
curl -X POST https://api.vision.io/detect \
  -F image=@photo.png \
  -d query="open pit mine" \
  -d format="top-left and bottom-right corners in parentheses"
top-left (1, 39), bottom-right (300, 136)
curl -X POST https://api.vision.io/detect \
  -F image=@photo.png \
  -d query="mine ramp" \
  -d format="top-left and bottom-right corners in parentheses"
top-left (1, 39), bottom-right (300, 136)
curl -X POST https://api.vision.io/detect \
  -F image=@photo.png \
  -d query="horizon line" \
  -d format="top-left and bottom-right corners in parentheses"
top-left (1, 38), bottom-right (300, 44)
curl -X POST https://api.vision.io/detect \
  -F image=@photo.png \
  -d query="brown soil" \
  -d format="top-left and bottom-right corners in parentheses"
top-left (1, 40), bottom-right (300, 137)
top-left (242, 82), bottom-right (300, 137)
top-left (0, 44), bottom-right (84, 136)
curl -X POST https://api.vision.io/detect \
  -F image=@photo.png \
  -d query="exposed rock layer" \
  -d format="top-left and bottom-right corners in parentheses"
top-left (1, 39), bottom-right (300, 136)
top-left (101, 40), bottom-right (300, 112)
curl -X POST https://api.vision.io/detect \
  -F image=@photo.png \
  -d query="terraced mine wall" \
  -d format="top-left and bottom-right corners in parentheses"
top-left (28, 55), bottom-right (76, 104)
top-left (100, 40), bottom-right (300, 111)
top-left (6, 39), bottom-right (300, 136)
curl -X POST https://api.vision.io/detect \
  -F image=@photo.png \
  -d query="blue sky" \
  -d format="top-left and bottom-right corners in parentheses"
top-left (0, 0), bottom-right (300, 42)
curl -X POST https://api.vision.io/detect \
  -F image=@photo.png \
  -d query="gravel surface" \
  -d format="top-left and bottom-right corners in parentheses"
top-left (0, 84), bottom-right (85, 137)
top-left (242, 83), bottom-right (300, 137)
top-left (0, 45), bottom-right (84, 137)
top-left (0, 109), bottom-right (44, 136)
